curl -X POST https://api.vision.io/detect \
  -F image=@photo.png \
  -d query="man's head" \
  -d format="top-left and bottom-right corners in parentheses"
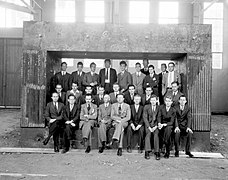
top-left (135, 62), bottom-right (141, 72)
top-left (90, 62), bottom-right (96, 72)
top-left (171, 81), bottom-right (179, 92)
top-left (165, 96), bottom-right (173, 107)
top-left (120, 61), bottom-right (127, 71)
top-left (113, 83), bottom-right (120, 92)
top-left (150, 94), bottom-right (158, 106)
top-left (161, 63), bottom-right (167, 72)
top-left (55, 84), bottom-right (62, 93)
top-left (179, 95), bottom-right (187, 106)
top-left (128, 84), bottom-right (135, 95)
top-left (98, 86), bottom-right (105, 95)
top-left (145, 86), bottom-right (153, 96)
top-left (77, 62), bottom-right (83, 72)
top-left (117, 93), bottom-right (124, 104)
top-left (85, 94), bottom-right (92, 104)
top-left (104, 59), bottom-right (111, 68)
top-left (103, 94), bottom-right (110, 103)
top-left (51, 92), bottom-right (59, 102)
top-left (148, 65), bottom-right (155, 74)
top-left (143, 58), bottom-right (149, 68)
top-left (61, 62), bottom-right (67, 71)
top-left (134, 95), bottom-right (141, 105)
top-left (168, 62), bottom-right (175, 72)
top-left (72, 82), bottom-right (78, 91)
top-left (68, 94), bottom-right (76, 105)
top-left (85, 85), bottom-right (93, 94)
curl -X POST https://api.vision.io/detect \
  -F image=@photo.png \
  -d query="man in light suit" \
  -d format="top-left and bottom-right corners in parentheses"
top-left (66, 82), bottom-right (82, 105)
top-left (143, 95), bottom-right (160, 160)
top-left (61, 94), bottom-right (80, 153)
top-left (165, 81), bottom-right (183, 107)
top-left (99, 59), bottom-right (117, 94)
top-left (111, 93), bottom-right (131, 156)
top-left (97, 94), bottom-right (112, 153)
top-left (70, 62), bottom-right (85, 92)
top-left (43, 92), bottom-right (64, 152)
top-left (132, 62), bottom-right (146, 95)
top-left (109, 83), bottom-right (120, 104)
top-left (117, 61), bottom-right (132, 93)
top-left (162, 62), bottom-right (181, 96)
top-left (83, 62), bottom-right (100, 95)
top-left (55, 84), bottom-right (67, 105)
top-left (158, 63), bottom-right (168, 105)
top-left (80, 94), bottom-right (97, 153)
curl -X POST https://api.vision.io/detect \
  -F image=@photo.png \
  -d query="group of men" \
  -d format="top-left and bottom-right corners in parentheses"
top-left (43, 58), bottom-right (194, 160)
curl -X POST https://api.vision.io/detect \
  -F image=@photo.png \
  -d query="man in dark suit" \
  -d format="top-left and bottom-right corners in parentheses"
top-left (117, 61), bottom-right (132, 93)
top-left (55, 84), bottom-right (67, 105)
top-left (43, 92), bottom-right (64, 152)
top-left (83, 62), bottom-right (100, 95)
top-left (93, 86), bottom-right (105, 107)
top-left (70, 62), bottom-right (85, 93)
top-left (126, 95), bottom-right (144, 153)
top-left (141, 58), bottom-right (150, 76)
top-left (99, 59), bottom-right (117, 94)
top-left (174, 95), bottom-right (194, 158)
top-left (54, 62), bottom-right (71, 92)
top-left (66, 82), bottom-right (82, 106)
top-left (158, 63), bottom-right (168, 105)
top-left (165, 81), bottom-right (183, 107)
top-left (143, 95), bottom-right (160, 160)
top-left (141, 86), bottom-right (154, 106)
top-left (124, 84), bottom-right (136, 106)
top-left (61, 94), bottom-right (80, 153)
top-left (109, 83), bottom-right (120, 104)
top-left (158, 96), bottom-right (176, 159)
top-left (143, 65), bottom-right (159, 96)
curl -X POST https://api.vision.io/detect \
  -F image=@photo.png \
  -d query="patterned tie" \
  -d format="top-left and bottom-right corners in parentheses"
top-left (118, 105), bottom-right (122, 116)
top-left (87, 104), bottom-right (91, 114)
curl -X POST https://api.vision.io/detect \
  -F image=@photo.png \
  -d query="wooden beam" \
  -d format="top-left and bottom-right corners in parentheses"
top-left (20, 0), bottom-right (36, 14)
top-left (0, 0), bottom-right (34, 14)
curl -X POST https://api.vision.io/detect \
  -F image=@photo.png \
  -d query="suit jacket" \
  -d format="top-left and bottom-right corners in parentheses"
top-left (80, 103), bottom-right (97, 121)
top-left (44, 102), bottom-right (64, 122)
top-left (141, 94), bottom-right (154, 106)
top-left (130, 104), bottom-right (144, 126)
top-left (142, 74), bottom-right (160, 96)
top-left (111, 103), bottom-right (131, 124)
top-left (93, 94), bottom-right (104, 107)
top-left (141, 68), bottom-right (149, 76)
top-left (83, 72), bottom-right (100, 87)
top-left (109, 91), bottom-right (119, 104)
top-left (62, 103), bottom-right (80, 124)
top-left (162, 71), bottom-right (181, 95)
top-left (98, 103), bottom-right (112, 124)
top-left (70, 71), bottom-right (85, 92)
top-left (124, 91), bottom-right (136, 105)
top-left (143, 104), bottom-right (160, 128)
top-left (165, 90), bottom-right (184, 107)
top-left (66, 90), bottom-right (82, 105)
top-left (174, 104), bottom-right (192, 129)
top-left (99, 68), bottom-right (117, 87)
top-left (54, 72), bottom-right (71, 92)
top-left (57, 92), bottom-right (67, 105)
top-left (117, 71), bottom-right (132, 91)
top-left (132, 72), bottom-right (146, 95)
top-left (157, 104), bottom-right (176, 126)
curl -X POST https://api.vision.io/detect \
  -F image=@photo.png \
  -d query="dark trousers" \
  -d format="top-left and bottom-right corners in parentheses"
top-left (126, 125), bottom-right (144, 149)
top-left (160, 126), bottom-right (173, 154)
top-left (45, 121), bottom-right (61, 147)
top-left (145, 128), bottom-right (159, 152)
top-left (174, 128), bottom-right (192, 153)
top-left (63, 124), bottom-right (75, 150)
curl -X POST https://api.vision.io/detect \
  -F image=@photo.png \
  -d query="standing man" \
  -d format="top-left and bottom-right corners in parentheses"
top-left (117, 61), bottom-right (132, 93)
top-left (143, 65), bottom-right (159, 96)
top-left (70, 62), bottom-right (85, 93)
top-left (99, 59), bottom-right (117, 94)
top-left (158, 96), bottom-right (176, 159)
top-left (174, 95), bottom-right (194, 158)
top-left (127, 95), bottom-right (144, 153)
top-left (83, 62), bottom-right (100, 95)
top-left (43, 92), bottom-right (64, 152)
top-left (111, 94), bottom-right (131, 156)
top-left (143, 95), bottom-right (160, 160)
top-left (80, 94), bottom-right (97, 153)
top-left (61, 94), bottom-right (80, 153)
top-left (93, 86), bottom-right (105, 107)
top-left (109, 83), bottom-right (120, 104)
top-left (55, 84), bottom-right (66, 105)
top-left (124, 85), bottom-right (136, 106)
top-left (54, 62), bottom-right (71, 92)
top-left (158, 63), bottom-right (168, 105)
top-left (97, 94), bottom-right (112, 153)
top-left (162, 62), bottom-right (181, 96)
top-left (132, 62), bottom-right (146, 95)
top-left (165, 81), bottom-right (183, 107)
top-left (141, 86), bottom-right (154, 106)
top-left (141, 58), bottom-right (150, 76)
top-left (66, 82), bottom-right (82, 105)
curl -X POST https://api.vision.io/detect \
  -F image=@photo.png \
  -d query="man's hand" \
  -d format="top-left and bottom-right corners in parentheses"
top-left (131, 123), bottom-right (136, 131)
top-left (151, 126), bottom-right (157, 132)
top-left (71, 122), bottom-right (76, 127)
top-left (120, 89), bottom-right (125, 93)
top-left (101, 119), bottom-right (106, 124)
top-left (135, 124), bottom-right (142, 131)
top-left (186, 127), bottom-right (193, 134)
top-left (148, 127), bottom-right (153, 132)
top-left (158, 123), bottom-right (162, 130)
top-left (116, 120), bottom-right (121, 123)
top-left (65, 120), bottom-right (72, 124)
top-left (90, 82), bottom-right (95, 86)
top-left (49, 119), bottom-right (56, 124)
top-left (174, 127), bottom-right (180, 133)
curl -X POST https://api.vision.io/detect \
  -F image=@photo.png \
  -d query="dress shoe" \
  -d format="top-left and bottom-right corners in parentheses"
top-left (145, 151), bottom-right (150, 160)
top-left (155, 153), bottom-right (160, 160)
top-left (127, 146), bottom-right (132, 153)
top-left (98, 147), bottom-right (104, 153)
top-left (85, 146), bottom-right (91, 153)
top-left (43, 138), bottom-right (49, 145)
top-left (164, 153), bottom-right (170, 159)
top-left (186, 152), bottom-right (194, 158)
top-left (54, 146), bottom-right (59, 153)
top-left (175, 151), bottom-right (179, 157)
top-left (117, 148), bottom-right (122, 156)
top-left (61, 149), bottom-right (68, 154)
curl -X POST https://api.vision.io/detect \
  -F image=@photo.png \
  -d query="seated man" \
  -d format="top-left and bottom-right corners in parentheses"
top-left (109, 83), bottom-right (120, 104)
top-left (80, 85), bottom-right (95, 104)
top-left (126, 95), bottom-right (144, 153)
top-left (165, 81), bottom-right (183, 107)
top-left (124, 84), bottom-right (136, 105)
top-left (158, 96), bottom-right (176, 159)
top-left (174, 95), bottom-right (194, 158)
top-left (94, 86), bottom-right (105, 107)
top-left (61, 94), bottom-right (80, 154)
top-left (141, 86), bottom-right (154, 106)
top-left (43, 92), bottom-right (64, 152)
top-left (66, 82), bottom-right (82, 104)
top-left (111, 93), bottom-right (131, 156)
top-left (143, 95), bottom-right (160, 160)
top-left (55, 84), bottom-right (66, 105)
top-left (80, 94), bottom-right (97, 153)
top-left (97, 94), bottom-right (112, 153)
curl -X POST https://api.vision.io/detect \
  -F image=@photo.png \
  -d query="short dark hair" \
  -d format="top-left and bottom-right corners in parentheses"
top-left (135, 62), bottom-right (141, 66)
top-left (143, 58), bottom-right (149, 62)
top-left (98, 86), bottom-right (104, 90)
top-left (179, 94), bottom-right (188, 102)
top-left (171, 81), bottom-right (179, 86)
top-left (52, 92), bottom-right (59, 97)
top-left (120, 61), bottom-right (127, 66)
top-left (145, 86), bottom-right (153, 90)
top-left (128, 84), bottom-right (135, 89)
top-left (72, 82), bottom-right (79, 86)
top-left (77, 62), bottom-right (83, 66)
top-left (168, 62), bottom-right (175, 66)
top-left (61, 62), bottom-right (67, 66)
top-left (90, 62), bottom-right (96, 67)
top-left (148, 65), bottom-right (154, 69)
top-left (56, 84), bottom-right (62, 88)
top-left (85, 85), bottom-right (92, 89)
top-left (105, 59), bottom-right (111, 63)
top-left (85, 94), bottom-right (92, 98)
top-left (68, 94), bottom-right (76, 99)
top-left (113, 83), bottom-right (119, 87)
top-left (165, 96), bottom-right (173, 101)
top-left (161, 63), bottom-right (167, 68)
top-left (150, 94), bottom-right (158, 99)
top-left (117, 93), bottom-right (124, 98)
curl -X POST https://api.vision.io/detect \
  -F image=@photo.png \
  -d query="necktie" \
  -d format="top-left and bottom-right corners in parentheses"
top-left (181, 106), bottom-right (184, 111)
top-left (54, 102), bottom-right (58, 111)
top-left (87, 104), bottom-right (91, 114)
top-left (70, 105), bottom-right (73, 111)
top-left (105, 68), bottom-right (108, 80)
top-left (137, 73), bottom-right (140, 77)
top-left (118, 105), bottom-right (122, 115)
